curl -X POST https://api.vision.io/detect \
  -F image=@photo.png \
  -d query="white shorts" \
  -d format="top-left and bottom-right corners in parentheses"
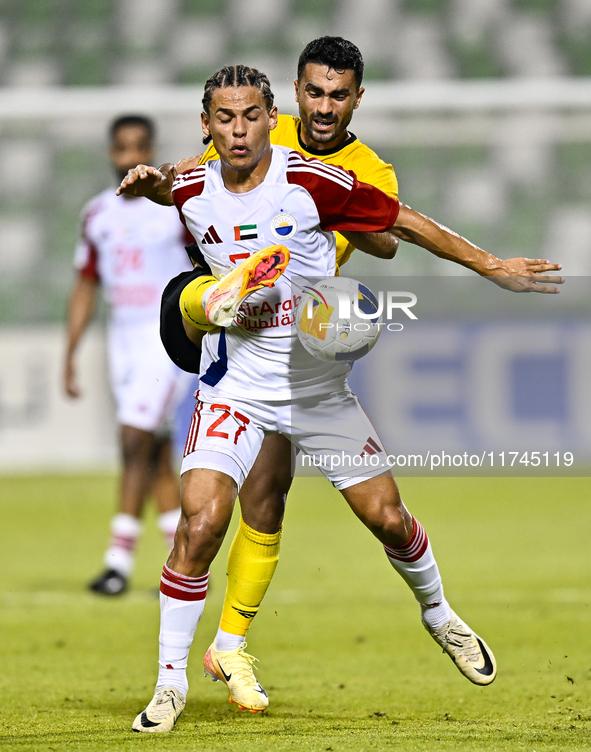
top-left (181, 386), bottom-right (390, 491)
top-left (108, 322), bottom-right (194, 433)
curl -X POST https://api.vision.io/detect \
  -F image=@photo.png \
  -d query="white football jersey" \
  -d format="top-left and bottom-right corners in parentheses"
top-left (74, 189), bottom-right (193, 327)
top-left (172, 145), bottom-right (399, 400)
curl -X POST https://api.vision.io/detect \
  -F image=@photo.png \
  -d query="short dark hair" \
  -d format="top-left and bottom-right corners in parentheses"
top-left (110, 115), bottom-right (155, 142)
top-left (201, 65), bottom-right (275, 144)
top-left (297, 37), bottom-right (364, 90)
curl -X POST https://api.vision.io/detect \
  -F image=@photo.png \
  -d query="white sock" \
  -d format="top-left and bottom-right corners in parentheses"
top-left (383, 517), bottom-right (451, 630)
top-left (103, 513), bottom-right (142, 576)
top-left (156, 565), bottom-right (209, 697)
top-left (158, 508), bottom-right (181, 550)
top-left (214, 628), bottom-right (245, 652)
top-left (420, 599), bottom-right (452, 630)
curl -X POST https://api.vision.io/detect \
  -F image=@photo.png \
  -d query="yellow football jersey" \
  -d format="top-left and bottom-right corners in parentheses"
top-left (199, 113), bottom-right (398, 267)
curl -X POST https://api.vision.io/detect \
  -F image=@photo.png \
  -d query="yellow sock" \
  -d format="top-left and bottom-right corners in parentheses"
top-left (179, 275), bottom-right (218, 330)
top-left (220, 517), bottom-right (282, 636)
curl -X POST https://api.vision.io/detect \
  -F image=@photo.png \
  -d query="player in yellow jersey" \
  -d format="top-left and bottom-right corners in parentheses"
top-left (199, 90), bottom-right (398, 268)
top-left (119, 39), bottom-right (562, 720)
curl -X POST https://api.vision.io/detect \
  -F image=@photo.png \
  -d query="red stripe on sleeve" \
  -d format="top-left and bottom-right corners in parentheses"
top-left (286, 151), bottom-right (399, 233)
top-left (172, 170), bottom-right (206, 242)
top-left (77, 202), bottom-right (101, 282)
top-left (171, 169), bottom-right (206, 212)
top-left (78, 243), bottom-right (99, 281)
top-left (183, 225), bottom-right (196, 245)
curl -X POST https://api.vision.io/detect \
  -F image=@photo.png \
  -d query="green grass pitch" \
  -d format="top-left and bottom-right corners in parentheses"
top-left (1, 473), bottom-right (590, 751)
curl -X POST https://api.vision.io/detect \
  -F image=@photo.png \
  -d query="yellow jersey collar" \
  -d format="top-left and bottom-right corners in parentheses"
top-left (296, 121), bottom-right (357, 157)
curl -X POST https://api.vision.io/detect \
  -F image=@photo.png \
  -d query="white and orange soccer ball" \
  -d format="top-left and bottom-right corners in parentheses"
top-left (295, 276), bottom-right (383, 362)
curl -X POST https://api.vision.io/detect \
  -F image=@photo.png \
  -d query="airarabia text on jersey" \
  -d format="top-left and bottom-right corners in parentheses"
top-left (235, 294), bottom-right (302, 332)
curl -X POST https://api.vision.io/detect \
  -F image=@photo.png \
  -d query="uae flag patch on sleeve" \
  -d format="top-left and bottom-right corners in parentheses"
top-left (234, 224), bottom-right (258, 241)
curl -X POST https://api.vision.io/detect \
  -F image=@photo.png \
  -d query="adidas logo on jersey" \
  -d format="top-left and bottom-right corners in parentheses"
top-left (202, 225), bottom-right (223, 244)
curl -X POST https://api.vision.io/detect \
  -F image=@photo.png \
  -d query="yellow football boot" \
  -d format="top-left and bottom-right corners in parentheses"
top-left (203, 642), bottom-right (268, 712)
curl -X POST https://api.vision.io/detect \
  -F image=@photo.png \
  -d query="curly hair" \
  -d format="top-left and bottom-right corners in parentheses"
top-left (297, 37), bottom-right (364, 89)
top-left (202, 65), bottom-right (275, 144)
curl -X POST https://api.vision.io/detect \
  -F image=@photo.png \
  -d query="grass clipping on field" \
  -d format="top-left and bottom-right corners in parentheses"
top-left (0, 474), bottom-right (590, 751)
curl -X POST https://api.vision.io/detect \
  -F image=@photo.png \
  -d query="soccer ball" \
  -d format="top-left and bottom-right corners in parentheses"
top-left (295, 277), bottom-right (382, 362)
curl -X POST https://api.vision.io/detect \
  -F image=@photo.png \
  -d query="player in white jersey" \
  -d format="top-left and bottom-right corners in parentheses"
top-left (64, 115), bottom-right (194, 595)
top-left (128, 66), bottom-right (562, 733)
top-left (172, 146), bottom-right (396, 408)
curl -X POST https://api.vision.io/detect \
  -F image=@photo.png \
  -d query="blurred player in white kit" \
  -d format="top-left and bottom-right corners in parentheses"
top-left (63, 115), bottom-right (194, 595)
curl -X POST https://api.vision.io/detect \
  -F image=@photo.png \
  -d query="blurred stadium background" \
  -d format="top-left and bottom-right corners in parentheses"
top-left (1, 0), bottom-right (591, 470)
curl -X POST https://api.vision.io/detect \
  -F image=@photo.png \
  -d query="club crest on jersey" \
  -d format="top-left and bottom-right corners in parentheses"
top-left (271, 213), bottom-right (297, 240)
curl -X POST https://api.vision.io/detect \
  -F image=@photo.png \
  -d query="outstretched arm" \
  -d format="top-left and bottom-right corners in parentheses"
top-left (388, 204), bottom-right (564, 294)
top-left (116, 156), bottom-right (203, 205)
top-left (340, 230), bottom-right (399, 260)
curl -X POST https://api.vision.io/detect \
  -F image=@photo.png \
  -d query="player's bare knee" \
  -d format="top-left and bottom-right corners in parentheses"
top-left (259, 491), bottom-right (286, 531)
top-left (379, 509), bottom-right (407, 540)
top-left (375, 501), bottom-right (413, 546)
top-left (186, 516), bottom-right (225, 556)
top-left (241, 489), bottom-right (286, 533)
top-left (173, 509), bottom-right (230, 568)
top-left (355, 491), bottom-right (410, 541)
top-left (120, 426), bottom-right (154, 466)
top-left (188, 508), bottom-right (229, 542)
